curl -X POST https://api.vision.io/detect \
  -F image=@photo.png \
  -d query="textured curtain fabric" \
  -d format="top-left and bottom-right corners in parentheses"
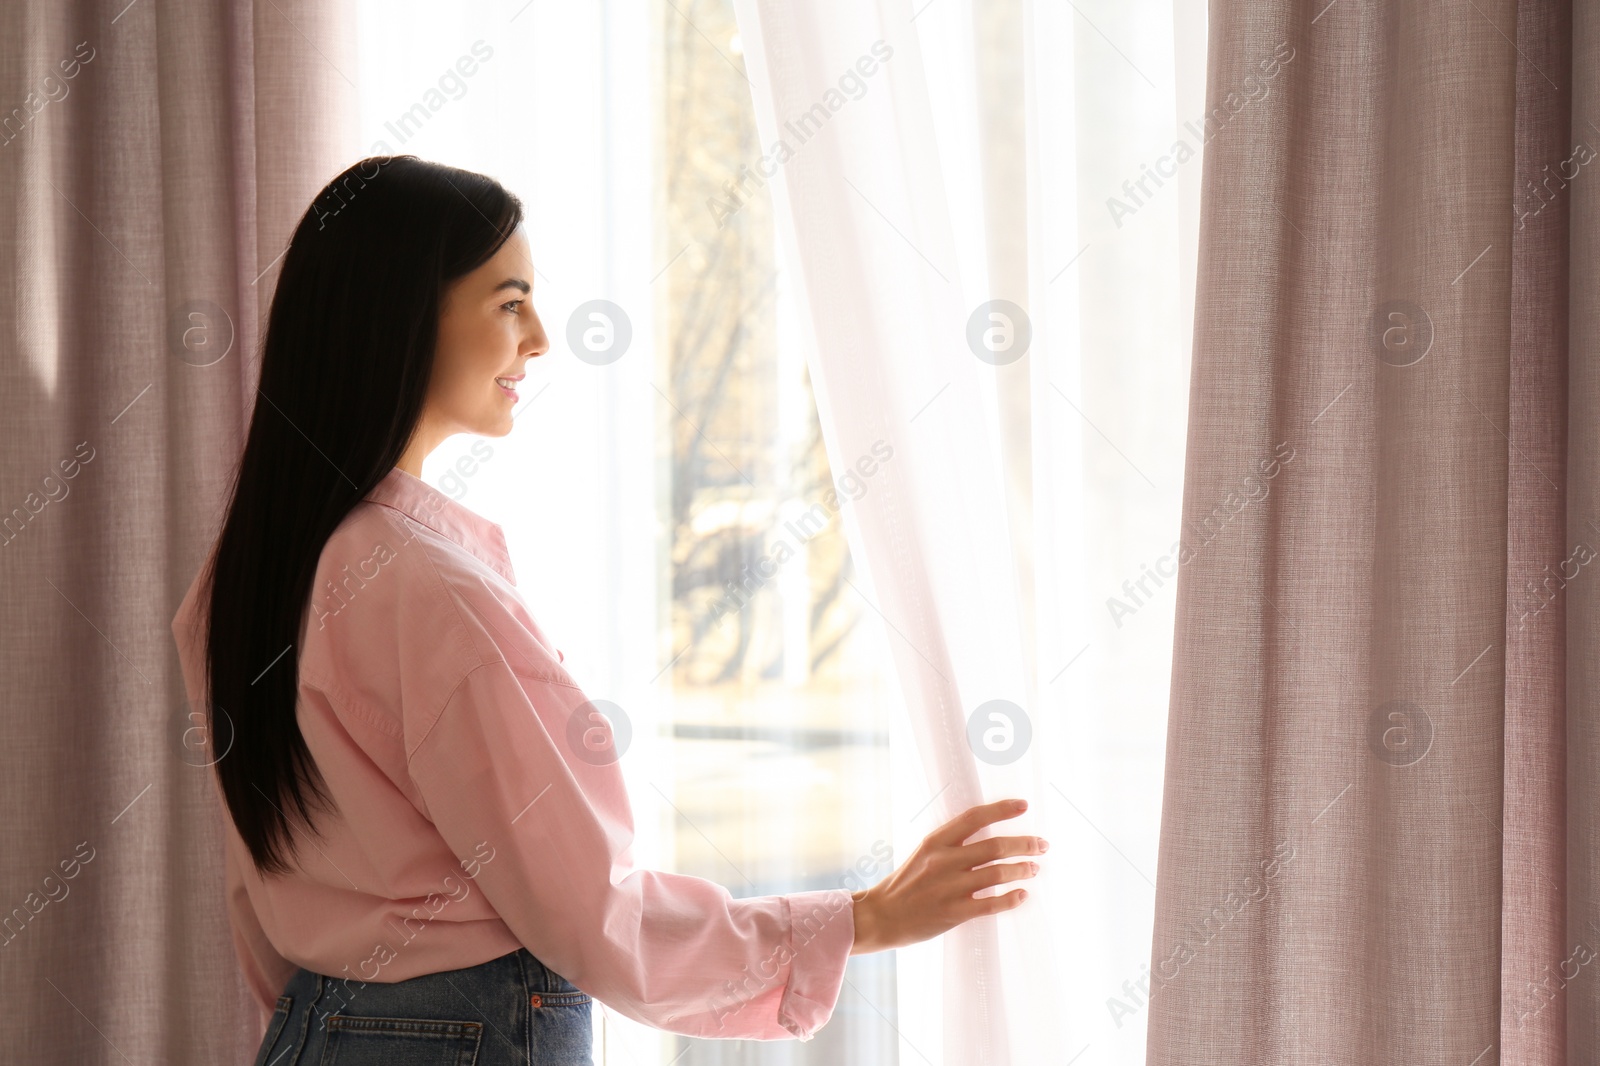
top-left (1149, 0), bottom-right (1597, 1062)
top-left (0, 2), bottom-right (353, 1062)
top-left (731, 0), bottom-right (1206, 1061)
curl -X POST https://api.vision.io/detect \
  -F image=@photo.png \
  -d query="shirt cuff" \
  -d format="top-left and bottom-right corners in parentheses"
top-left (776, 888), bottom-right (856, 1040)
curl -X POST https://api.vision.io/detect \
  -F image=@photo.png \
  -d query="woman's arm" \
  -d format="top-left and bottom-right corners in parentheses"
top-left (407, 656), bottom-right (855, 1040)
top-left (400, 550), bottom-right (1044, 1039)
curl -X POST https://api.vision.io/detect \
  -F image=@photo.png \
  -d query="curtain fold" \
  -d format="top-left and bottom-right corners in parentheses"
top-left (1568, 4), bottom-right (1600, 1056)
top-left (1148, 0), bottom-right (1594, 1062)
top-left (0, 2), bottom-right (353, 1062)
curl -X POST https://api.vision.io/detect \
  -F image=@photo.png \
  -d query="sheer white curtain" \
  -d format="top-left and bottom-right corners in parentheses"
top-left (731, 0), bottom-right (1206, 1061)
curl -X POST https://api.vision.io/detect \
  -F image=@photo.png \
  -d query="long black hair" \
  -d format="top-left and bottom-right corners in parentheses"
top-left (200, 155), bottom-right (523, 876)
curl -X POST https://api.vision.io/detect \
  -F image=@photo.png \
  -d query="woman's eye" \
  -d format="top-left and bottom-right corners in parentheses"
top-left (502, 299), bottom-right (523, 314)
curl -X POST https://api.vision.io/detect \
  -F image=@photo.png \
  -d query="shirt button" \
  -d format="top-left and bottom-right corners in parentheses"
top-left (529, 993), bottom-right (542, 1008)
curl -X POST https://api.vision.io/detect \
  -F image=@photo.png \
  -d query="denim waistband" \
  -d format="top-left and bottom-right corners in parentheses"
top-left (255, 947), bottom-right (592, 1066)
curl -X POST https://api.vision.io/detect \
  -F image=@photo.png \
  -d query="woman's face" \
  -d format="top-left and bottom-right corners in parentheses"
top-left (408, 226), bottom-right (547, 465)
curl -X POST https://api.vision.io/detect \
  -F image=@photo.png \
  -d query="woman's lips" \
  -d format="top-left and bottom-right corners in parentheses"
top-left (496, 373), bottom-right (523, 400)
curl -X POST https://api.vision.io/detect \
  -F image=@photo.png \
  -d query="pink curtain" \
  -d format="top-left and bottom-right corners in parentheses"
top-left (0, 1), bottom-right (353, 1061)
top-left (1149, 0), bottom-right (1598, 1061)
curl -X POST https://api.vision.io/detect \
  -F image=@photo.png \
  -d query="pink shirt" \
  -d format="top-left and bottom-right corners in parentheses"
top-left (171, 465), bottom-right (854, 1041)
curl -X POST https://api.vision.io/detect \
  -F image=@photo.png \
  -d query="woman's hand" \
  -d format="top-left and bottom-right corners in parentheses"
top-left (848, 797), bottom-right (1045, 955)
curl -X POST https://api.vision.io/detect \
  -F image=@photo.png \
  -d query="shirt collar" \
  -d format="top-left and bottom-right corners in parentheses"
top-left (365, 466), bottom-right (517, 586)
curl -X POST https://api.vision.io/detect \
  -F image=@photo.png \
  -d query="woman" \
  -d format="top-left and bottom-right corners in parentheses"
top-left (170, 155), bottom-right (1045, 1065)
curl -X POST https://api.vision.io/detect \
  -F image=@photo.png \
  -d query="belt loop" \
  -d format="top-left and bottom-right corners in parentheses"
top-left (310, 972), bottom-right (333, 1034)
top-left (514, 946), bottom-right (536, 1004)
top-left (525, 948), bottom-right (549, 994)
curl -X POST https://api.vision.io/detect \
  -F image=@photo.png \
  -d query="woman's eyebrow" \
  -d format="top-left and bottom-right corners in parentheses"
top-left (490, 277), bottom-right (532, 295)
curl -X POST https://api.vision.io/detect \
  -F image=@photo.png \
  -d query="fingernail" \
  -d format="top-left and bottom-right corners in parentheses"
top-left (1039, 839), bottom-right (1049, 853)
top-left (1014, 799), bottom-right (1028, 810)
top-left (1029, 862), bottom-right (1040, 875)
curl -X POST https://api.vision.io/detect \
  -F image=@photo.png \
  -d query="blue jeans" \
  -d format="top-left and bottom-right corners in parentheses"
top-left (253, 947), bottom-right (593, 1065)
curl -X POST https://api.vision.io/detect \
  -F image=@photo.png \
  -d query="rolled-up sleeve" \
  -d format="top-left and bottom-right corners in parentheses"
top-left (405, 655), bottom-right (855, 1040)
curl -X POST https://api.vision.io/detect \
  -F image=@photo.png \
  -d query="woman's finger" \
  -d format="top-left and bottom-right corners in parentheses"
top-left (962, 833), bottom-right (1049, 867)
top-left (963, 886), bottom-right (1029, 918)
top-left (963, 859), bottom-right (1039, 892)
top-left (929, 798), bottom-right (1028, 848)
